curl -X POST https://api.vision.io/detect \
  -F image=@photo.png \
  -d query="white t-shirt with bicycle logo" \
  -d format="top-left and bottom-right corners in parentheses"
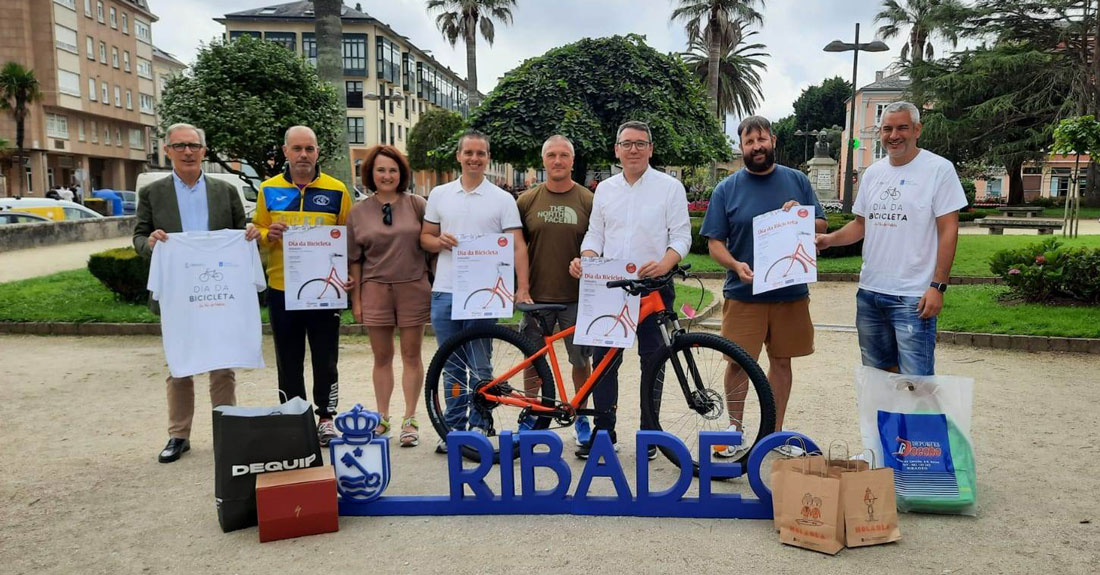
top-left (148, 230), bottom-right (267, 377)
top-left (854, 150), bottom-right (968, 297)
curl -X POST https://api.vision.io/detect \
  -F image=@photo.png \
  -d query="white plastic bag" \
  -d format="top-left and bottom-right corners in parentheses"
top-left (855, 366), bottom-right (977, 516)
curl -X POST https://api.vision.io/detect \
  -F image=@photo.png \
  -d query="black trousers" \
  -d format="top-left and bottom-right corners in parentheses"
top-left (267, 289), bottom-right (341, 418)
top-left (590, 284), bottom-right (675, 443)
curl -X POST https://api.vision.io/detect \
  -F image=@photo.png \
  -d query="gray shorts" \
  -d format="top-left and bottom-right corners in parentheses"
top-left (519, 302), bottom-right (593, 367)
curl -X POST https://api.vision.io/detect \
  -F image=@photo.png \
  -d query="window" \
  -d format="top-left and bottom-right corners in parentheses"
top-left (345, 81), bottom-right (363, 108)
top-left (228, 30), bottom-right (261, 41)
top-left (402, 53), bottom-right (413, 91)
top-left (874, 103), bottom-right (889, 128)
top-left (86, 36), bottom-right (94, 59)
top-left (121, 13), bottom-right (128, 34)
top-left (398, 125), bottom-right (403, 140)
top-left (103, 127), bottom-right (110, 145)
top-left (389, 122), bottom-right (395, 145)
top-left (137, 58), bottom-right (152, 79)
top-left (111, 46), bottom-right (119, 68)
top-left (54, 0), bottom-right (76, 9)
top-left (47, 114), bottom-right (70, 139)
top-left (346, 117), bottom-right (364, 145)
top-left (302, 33), bottom-right (317, 66)
top-left (342, 34), bottom-right (367, 75)
top-left (987, 179), bottom-right (1002, 198)
top-left (109, 6), bottom-right (116, 28)
top-left (125, 90), bottom-right (132, 110)
top-left (404, 96), bottom-right (409, 120)
top-left (78, 120), bottom-right (86, 142)
top-left (873, 140), bottom-right (887, 161)
top-left (91, 120), bottom-right (98, 143)
top-left (88, 78), bottom-right (96, 100)
top-left (101, 81), bottom-right (108, 103)
top-left (134, 19), bottom-right (151, 43)
top-left (139, 93), bottom-right (154, 114)
top-left (123, 51), bottom-right (130, 72)
top-left (84, 0), bottom-right (91, 17)
top-left (96, 1), bottom-right (103, 23)
top-left (376, 36), bottom-right (400, 84)
top-left (57, 70), bottom-right (81, 97)
top-left (55, 25), bottom-right (79, 53)
top-left (115, 128), bottom-right (122, 147)
top-left (388, 87), bottom-right (394, 114)
top-left (130, 128), bottom-right (144, 150)
top-left (265, 32), bottom-right (296, 52)
top-left (379, 118), bottom-right (385, 145)
top-left (114, 85), bottom-right (121, 107)
top-left (1050, 168), bottom-right (1072, 197)
top-left (99, 41), bottom-right (106, 63)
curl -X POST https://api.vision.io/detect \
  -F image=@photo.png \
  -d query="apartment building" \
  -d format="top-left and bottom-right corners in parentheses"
top-left (217, 2), bottom-right (479, 193)
top-left (149, 45), bottom-right (186, 169)
top-left (0, 0), bottom-right (158, 197)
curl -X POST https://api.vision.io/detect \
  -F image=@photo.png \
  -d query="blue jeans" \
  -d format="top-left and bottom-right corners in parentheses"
top-left (856, 288), bottom-right (937, 376)
top-left (430, 292), bottom-right (498, 431)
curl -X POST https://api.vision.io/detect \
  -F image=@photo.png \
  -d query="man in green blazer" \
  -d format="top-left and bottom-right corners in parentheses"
top-left (133, 122), bottom-right (258, 464)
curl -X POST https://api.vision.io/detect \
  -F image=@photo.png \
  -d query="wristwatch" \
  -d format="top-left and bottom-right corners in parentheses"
top-left (930, 281), bottom-right (948, 293)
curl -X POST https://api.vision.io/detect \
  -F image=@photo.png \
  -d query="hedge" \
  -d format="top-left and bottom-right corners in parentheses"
top-left (989, 238), bottom-right (1100, 304)
top-left (87, 247), bottom-right (149, 303)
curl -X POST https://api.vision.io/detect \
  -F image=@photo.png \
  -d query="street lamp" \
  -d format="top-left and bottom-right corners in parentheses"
top-left (793, 129), bottom-right (819, 166)
top-left (824, 24), bottom-right (889, 213)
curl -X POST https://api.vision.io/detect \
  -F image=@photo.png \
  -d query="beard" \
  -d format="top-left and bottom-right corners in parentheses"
top-left (744, 147), bottom-right (776, 172)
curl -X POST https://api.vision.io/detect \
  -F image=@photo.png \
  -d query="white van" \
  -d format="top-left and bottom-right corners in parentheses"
top-left (135, 172), bottom-right (258, 218)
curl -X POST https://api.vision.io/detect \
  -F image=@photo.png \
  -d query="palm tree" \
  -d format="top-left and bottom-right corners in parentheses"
top-left (682, 22), bottom-right (768, 120)
top-left (313, 0), bottom-right (352, 188)
top-left (670, 0), bottom-right (765, 120)
top-left (425, 0), bottom-right (517, 109)
top-left (874, 0), bottom-right (966, 64)
top-left (0, 62), bottom-right (42, 197)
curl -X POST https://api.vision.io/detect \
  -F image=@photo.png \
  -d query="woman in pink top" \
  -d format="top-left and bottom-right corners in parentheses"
top-left (347, 145), bottom-right (430, 447)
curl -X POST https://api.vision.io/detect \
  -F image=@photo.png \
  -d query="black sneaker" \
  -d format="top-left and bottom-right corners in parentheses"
top-left (575, 438), bottom-right (619, 460)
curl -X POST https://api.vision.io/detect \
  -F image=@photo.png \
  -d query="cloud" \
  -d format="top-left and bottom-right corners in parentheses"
top-left (148, 0), bottom-right (917, 140)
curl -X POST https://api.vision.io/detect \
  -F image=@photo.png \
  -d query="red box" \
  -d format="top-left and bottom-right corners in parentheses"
top-left (255, 466), bottom-right (339, 543)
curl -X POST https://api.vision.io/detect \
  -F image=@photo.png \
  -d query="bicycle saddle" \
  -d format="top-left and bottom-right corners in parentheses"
top-left (515, 303), bottom-right (568, 313)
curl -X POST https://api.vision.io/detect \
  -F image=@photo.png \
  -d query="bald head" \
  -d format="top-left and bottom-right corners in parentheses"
top-left (283, 125), bottom-right (321, 185)
top-left (284, 125), bottom-right (318, 146)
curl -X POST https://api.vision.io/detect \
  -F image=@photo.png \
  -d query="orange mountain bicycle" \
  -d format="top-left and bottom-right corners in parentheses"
top-left (424, 265), bottom-right (776, 475)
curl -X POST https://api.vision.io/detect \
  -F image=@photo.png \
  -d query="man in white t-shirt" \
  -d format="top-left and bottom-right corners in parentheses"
top-left (419, 130), bottom-right (532, 453)
top-left (816, 101), bottom-right (967, 375)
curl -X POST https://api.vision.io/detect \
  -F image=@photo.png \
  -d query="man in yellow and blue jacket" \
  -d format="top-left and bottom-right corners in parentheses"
top-left (252, 125), bottom-right (352, 446)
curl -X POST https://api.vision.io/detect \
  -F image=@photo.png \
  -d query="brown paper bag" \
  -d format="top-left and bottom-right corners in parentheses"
top-left (839, 466), bottom-right (901, 547)
top-left (771, 455), bottom-right (829, 531)
top-left (776, 460), bottom-right (845, 555)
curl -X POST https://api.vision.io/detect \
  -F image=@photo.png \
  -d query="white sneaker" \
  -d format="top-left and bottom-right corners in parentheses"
top-left (775, 444), bottom-right (806, 457)
top-left (712, 425), bottom-right (750, 459)
top-left (435, 438), bottom-right (447, 454)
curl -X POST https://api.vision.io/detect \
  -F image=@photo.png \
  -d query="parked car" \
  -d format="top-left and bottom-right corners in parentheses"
top-left (0, 211), bottom-right (52, 225)
top-left (116, 190), bottom-right (137, 215)
top-left (0, 198), bottom-right (103, 221)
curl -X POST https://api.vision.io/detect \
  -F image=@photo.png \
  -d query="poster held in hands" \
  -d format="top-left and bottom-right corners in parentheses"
top-left (283, 225), bottom-right (348, 311)
top-left (574, 257), bottom-right (640, 348)
top-left (752, 206), bottom-right (817, 295)
top-left (452, 233), bottom-right (515, 320)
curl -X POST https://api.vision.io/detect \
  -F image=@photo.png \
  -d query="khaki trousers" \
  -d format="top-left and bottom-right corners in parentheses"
top-left (166, 369), bottom-right (237, 439)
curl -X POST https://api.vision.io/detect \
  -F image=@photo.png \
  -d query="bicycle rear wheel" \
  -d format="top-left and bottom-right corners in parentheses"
top-left (425, 324), bottom-right (555, 463)
top-left (297, 278), bottom-right (345, 301)
top-left (462, 288), bottom-right (506, 311)
top-left (640, 332), bottom-right (775, 476)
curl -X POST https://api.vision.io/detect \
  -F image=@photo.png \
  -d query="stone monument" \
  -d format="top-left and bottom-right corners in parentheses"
top-left (807, 130), bottom-right (839, 201)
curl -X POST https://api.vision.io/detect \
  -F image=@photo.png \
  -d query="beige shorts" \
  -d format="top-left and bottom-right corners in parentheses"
top-left (720, 297), bottom-right (814, 360)
top-left (359, 275), bottom-right (431, 327)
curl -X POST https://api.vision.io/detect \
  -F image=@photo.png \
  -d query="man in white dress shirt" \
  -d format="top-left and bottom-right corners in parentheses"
top-left (569, 120), bottom-right (692, 459)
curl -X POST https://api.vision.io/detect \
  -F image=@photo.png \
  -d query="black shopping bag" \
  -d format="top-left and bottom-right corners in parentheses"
top-left (212, 397), bottom-right (324, 532)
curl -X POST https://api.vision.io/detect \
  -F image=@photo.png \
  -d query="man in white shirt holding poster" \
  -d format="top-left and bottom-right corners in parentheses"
top-left (420, 130), bottom-right (533, 453)
top-left (816, 101), bottom-right (967, 375)
top-left (569, 120), bottom-right (692, 460)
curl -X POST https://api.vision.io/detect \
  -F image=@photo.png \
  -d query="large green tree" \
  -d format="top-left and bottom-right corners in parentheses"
top-left (426, 0), bottom-right (516, 109)
top-left (770, 77), bottom-right (850, 168)
top-left (158, 36), bottom-right (343, 183)
top-left (670, 0), bottom-right (764, 120)
top-left (0, 62), bottom-right (42, 197)
top-left (407, 109), bottom-right (465, 177)
top-left (875, 0), bottom-right (967, 63)
top-left (914, 42), bottom-right (1076, 204)
top-left (681, 20), bottom-right (768, 119)
top-left (314, 0), bottom-right (352, 189)
top-left (470, 35), bottom-right (732, 181)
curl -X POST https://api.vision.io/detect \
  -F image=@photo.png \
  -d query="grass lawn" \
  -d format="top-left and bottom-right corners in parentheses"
top-left (0, 270), bottom-right (714, 325)
top-left (941, 284), bottom-right (1100, 338)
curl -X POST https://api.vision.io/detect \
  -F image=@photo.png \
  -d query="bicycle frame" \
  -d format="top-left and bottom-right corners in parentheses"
top-left (477, 288), bottom-right (673, 415)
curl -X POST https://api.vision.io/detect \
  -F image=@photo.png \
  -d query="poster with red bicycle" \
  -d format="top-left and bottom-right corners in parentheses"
top-left (452, 233), bottom-right (515, 320)
top-left (283, 225), bottom-right (349, 311)
top-left (573, 257), bottom-right (640, 349)
top-left (752, 206), bottom-right (817, 295)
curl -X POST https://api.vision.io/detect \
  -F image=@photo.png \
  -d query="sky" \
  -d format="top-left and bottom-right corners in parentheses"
top-left (147, 0), bottom-right (918, 140)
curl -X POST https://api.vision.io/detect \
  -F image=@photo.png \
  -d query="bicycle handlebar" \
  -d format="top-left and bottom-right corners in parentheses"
top-left (605, 264), bottom-right (691, 293)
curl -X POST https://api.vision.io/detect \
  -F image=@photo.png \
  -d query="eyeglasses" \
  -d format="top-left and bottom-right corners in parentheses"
top-left (381, 202), bottom-right (392, 226)
top-left (167, 143), bottom-right (204, 152)
top-left (616, 140), bottom-right (651, 151)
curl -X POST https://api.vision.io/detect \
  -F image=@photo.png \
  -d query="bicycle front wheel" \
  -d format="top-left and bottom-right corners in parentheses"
top-left (425, 324), bottom-right (555, 463)
top-left (640, 332), bottom-right (775, 475)
top-left (462, 288), bottom-right (506, 311)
